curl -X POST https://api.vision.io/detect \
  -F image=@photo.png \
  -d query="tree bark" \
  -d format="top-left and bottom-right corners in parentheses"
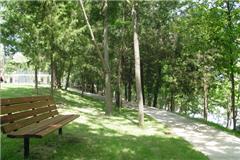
top-left (226, 98), bottom-right (231, 128)
top-left (146, 64), bottom-right (153, 106)
top-left (50, 52), bottom-right (54, 96)
top-left (226, 0), bottom-right (236, 130)
top-left (81, 82), bottom-right (84, 95)
top-left (230, 68), bottom-right (236, 130)
top-left (127, 60), bottom-right (133, 102)
top-left (128, 78), bottom-right (132, 102)
top-left (140, 62), bottom-right (145, 105)
top-left (103, 0), bottom-right (113, 115)
top-left (203, 84), bottom-right (208, 121)
top-left (55, 61), bottom-right (63, 89)
top-left (115, 51), bottom-right (122, 109)
top-left (65, 59), bottom-right (73, 90)
top-left (170, 91), bottom-right (175, 112)
top-left (203, 71), bottom-right (208, 121)
top-left (115, 88), bottom-right (121, 109)
top-left (91, 83), bottom-right (95, 93)
top-left (132, 3), bottom-right (144, 127)
top-left (147, 95), bottom-right (152, 106)
top-left (124, 82), bottom-right (128, 101)
top-left (34, 65), bottom-right (38, 95)
top-left (153, 65), bottom-right (162, 107)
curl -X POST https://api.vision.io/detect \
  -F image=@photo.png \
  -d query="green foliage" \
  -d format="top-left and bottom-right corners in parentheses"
top-left (0, 0), bottom-right (239, 130)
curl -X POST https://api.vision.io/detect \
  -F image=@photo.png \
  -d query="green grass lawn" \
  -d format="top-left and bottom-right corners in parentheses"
top-left (0, 84), bottom-right (208, 160)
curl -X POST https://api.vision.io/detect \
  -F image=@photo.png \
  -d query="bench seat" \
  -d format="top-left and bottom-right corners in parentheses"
top-left (0, 95), bottom-right (79, 159)
top-left (7, 114), bottom-right (79, 138)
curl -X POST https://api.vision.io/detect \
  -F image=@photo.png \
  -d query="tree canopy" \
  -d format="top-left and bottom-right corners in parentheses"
top-left (1, 0), bottom-right (240, 130)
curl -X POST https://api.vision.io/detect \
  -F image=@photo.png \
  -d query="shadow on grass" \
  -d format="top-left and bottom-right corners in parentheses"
top-left (1, 122), bottom-right (208, 160)
top-left (1, 86), bottom-right (208, 160)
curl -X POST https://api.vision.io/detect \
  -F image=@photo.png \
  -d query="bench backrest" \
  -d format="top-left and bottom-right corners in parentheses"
top-left (0, 96), bottom-right (59, 133)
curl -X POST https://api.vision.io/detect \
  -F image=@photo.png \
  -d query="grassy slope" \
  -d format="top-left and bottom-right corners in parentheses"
top-left (0, 85), bottom-right (208, 160)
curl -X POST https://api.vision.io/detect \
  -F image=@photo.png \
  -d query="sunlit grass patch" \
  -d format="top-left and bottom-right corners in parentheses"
top-left (0, 84), bottom-right (208, 160)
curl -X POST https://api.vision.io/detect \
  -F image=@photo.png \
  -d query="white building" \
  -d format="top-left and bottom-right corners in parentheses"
top-left (4, 72), bottom-right (50, 84)
top-left (0, 50), bottom-right (50, 85)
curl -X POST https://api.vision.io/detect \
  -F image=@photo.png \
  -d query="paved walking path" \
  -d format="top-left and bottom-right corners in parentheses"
top-left (69, 88), bottom-right (105, 100)
top-left (69, 88), bottom-right (240, 160)
top-left (142, 107), bottom-right (240, 160)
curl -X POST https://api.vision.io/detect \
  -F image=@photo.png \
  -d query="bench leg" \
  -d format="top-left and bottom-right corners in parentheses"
top-left (24, 137), bottom-right (30, 159)
top-left (59, 128), bottom-right (62, 135)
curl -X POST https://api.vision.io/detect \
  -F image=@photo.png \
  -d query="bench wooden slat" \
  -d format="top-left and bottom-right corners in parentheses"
top-left (7, 115), bottom-right (69, 138)
top-left (1, 96), bottom-right (52, 106)
top-left (1, 95), bottom-right (79, 159)
top-left (35, 115), bottom-right (79, 137)
top-left (1, 111), bottom-right (58, 133)
top-left (1, 105), bottom-right (57, 124)
top-left (1, 100), bottom-right (55, 115)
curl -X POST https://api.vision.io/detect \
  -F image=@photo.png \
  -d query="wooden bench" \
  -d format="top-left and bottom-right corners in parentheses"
top-left (0, 96), bottom-right (79, 159)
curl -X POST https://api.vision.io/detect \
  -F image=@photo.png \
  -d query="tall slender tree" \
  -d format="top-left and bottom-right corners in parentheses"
top-left (103, 0), bottom-right (113, 115)
top-left (79, 0), bottom-right (113, 115)
top-left (132, 1), bottom-right (144, 126)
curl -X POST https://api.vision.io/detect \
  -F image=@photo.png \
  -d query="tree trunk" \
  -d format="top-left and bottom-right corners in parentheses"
top-left (35, 65), bottom-right (38, 95)
top-left (147, 96), bottom-right (152, 107)
top-left (80, 0), bottom-right (112, 115)
top-left (65, 59), bottom-right (73, 90)
top-left (81, 82), bottom-right (84, 95)
top-left (132, 3), bottom-right (144, 127)
top-left (167, 100), bottom-right (170, 111)
top-left (153, 65), bottom-right (162, 107)
top-left (50, 53), bottom-right (54, 96)
top-left (230, 69), bottom-right (236, 130)
top-left (153, 91), bottom-right (158, 107)
top-left (96, 83), bottom-right (99, 93)
top-left (115, 89), bottom-right (121, 109)
top-left (146, 65), bottom-right (153, 106)
top-left (124, 82), bottom-right (128, 101)
top-left (226, 100), bottom-right (231, 128)
top-left (91, 83), bottom-right (94, 93)
top-left (170, 92), bottom-right (175, 112)
top-left (140, 62), bottom-right (145, 105)
top-left (203, 72), bottom-right (208, 121)
top-left (55, 61), bottom-right (63, 89)
top-left (128, 80), bottom-right (132, 102)
top-left (103, 0), bottom-right (112, 115)
top-left (53, 62), bottom-right (57, 88)
top-left (226, 0), bottom-right (236, 130)
top-left (115, 51), bottom-right (122, 109)
top-left (128, 61), bottom-right (132, 102)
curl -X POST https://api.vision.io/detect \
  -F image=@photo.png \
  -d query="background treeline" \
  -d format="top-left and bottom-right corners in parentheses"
top-left (0, 0), bottom-right (239, 130)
